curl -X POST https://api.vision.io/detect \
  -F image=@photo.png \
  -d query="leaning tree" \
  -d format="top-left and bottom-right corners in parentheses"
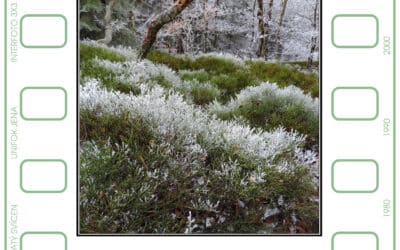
top-left (139, 0), bottom-right (194, 59)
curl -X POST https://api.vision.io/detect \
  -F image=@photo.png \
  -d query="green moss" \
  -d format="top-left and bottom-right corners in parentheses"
top-left (190, 84), bottom-right (220, 105)
top-left (285, 61), bottom-right (319, 69)
top-left (179, 70), bottom-right (256, 102)
top-left (80, 43), bottom-right (126, 63)
top-left (210, 72), bottom-right (256, 102)
top-left (247, 61), bottom-right (319, 97)
top-left (193, 56), bottom-right (240, 74)
top-left (147, 50), bottom-right (195, 71)
top-left (179, 71), bottom-right (211, 83)
top-left (147, 50), bottom-right (240, 74)
top-left (147, 50), bottom-right (319, 98)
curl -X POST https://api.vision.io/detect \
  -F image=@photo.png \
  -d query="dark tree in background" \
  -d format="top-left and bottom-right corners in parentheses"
top-left (307, 0), bottom-right (319, 70)
top-left (256, 0), bottom-right (266, 58)
top-left (275, 0), bottom-right (288, 61)
top-left (97, 0), bottom-right (119, 45)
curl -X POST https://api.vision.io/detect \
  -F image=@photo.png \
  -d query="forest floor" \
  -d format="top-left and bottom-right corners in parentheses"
top-left (79, 40), bottom-right (320, 234)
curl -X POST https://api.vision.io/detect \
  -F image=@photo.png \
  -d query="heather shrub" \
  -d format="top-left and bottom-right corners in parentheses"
top-left (210, 83), bottom-right (319, 148)
top-left (80, 88), bottom-right (318, 233)
top-left (81, 137), bottom-right (318, 233)
top-left (79, 43), bottom-right (320, 234)
top-left (80, 42), bottom-right (140, 95)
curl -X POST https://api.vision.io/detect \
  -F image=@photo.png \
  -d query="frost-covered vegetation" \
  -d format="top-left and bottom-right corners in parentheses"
top-left (79, 41), bottom-right (319, 234)
top-left (80, 0), bottom-right (320, 62)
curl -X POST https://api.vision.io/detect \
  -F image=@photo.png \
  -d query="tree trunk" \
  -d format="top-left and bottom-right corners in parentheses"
top-left (265, 0), bottom-right (274, 59)
top-left (176, 23), bottom-right (185, 54)
top-left (97, 0), bottom-right (118, 45)
top-left (212, 0), bottom-right (220, 49)
top-left (275, 0), bottom-right (288, 61)
top-left (139, 0), bottom-right (194, 59)
top-left (202, 0), bottom-right (209, 53)
top-left (256, 0), bottom-right (266, 58)
top-left (128, 10), bottom-right (135, 32)
top-left (177, 35), bottom-right (184, 53)
top-left (307, 0), bottom-right (318, 70)
top-left (251, 0), bottom-right (257, 45)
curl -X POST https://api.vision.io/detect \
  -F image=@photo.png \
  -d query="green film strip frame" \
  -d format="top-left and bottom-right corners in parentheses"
top-left (331, 86), bottom-right (379, 121)
top-left (20, 14), bottom-right (68, 49)
top-left (331, 14), bottom-right (379, 49)
top-left (2, 1), bottom-right (397, 250)
top-left (19, 159), bottom-right (68, 193)
top-left (19, 86), bottom-right (68, 121)
top-left (20, 231), bottom-right (67, 250)
top-left (331, 159), bottom-right (379, 193)
top-left (331, 232), bottom-right (379, 250)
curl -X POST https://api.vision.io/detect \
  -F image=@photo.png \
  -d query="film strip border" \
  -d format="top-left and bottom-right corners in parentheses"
top-left (4, 0), bottom-right (77, 249)
top-left (323, 0), bottom-right (396, 249)
top-left (2, 0), bottom-right (396, 250)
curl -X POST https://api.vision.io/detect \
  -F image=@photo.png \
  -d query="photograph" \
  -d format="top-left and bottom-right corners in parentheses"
top-left (79, 0), bottom-right (320, 234)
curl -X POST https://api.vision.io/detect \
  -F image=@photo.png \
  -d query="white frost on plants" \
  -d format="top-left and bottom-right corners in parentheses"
top-left (80, 80), bottom-right (316, 171)
top-left (209, 82), bottom-right (319, 116)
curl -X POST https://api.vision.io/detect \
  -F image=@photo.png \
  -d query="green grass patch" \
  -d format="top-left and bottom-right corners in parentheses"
top-left (210, 71), bottom-right (257, 101)
top-left (192, 56), bottom-right (240, 74)
top-left (285, 61), bottom-right (319, 70)
top-left (147, 50), bottom-right (319, 98)
top-left (189, 83), bottom-right (220, 106)
top-left (246, 61), bottom-right (319, 98)
top-left (175, 59), bottom-right (259, 102)
top-left (180, 71), bottom-right (212, 83)
top-left (80, 43), bottom-right (126, 63)
top-left (179, 70), bottom-right (257, 104)
top-left (147, 50), bottom-right (195, 71)
top-left (148, 50), bottom-right (240, 74)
